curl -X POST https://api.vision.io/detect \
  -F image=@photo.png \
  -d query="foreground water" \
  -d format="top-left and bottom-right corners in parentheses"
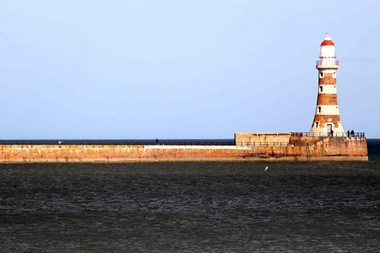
top-left (0, 161), bottom-right (379, 252)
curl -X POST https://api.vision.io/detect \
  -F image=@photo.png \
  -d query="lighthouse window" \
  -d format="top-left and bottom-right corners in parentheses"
top-left (319, 72), bottom-right (324, 78)
top-left (318, 107), bottom-right (321, 113)
top-left (316, 122), bottom-right (319, 127)
top-left (320, 86), bottom-right (323, 92)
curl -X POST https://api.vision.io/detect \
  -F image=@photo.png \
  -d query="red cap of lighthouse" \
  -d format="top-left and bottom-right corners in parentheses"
top-left (321, 35), bottom-right (335, 46)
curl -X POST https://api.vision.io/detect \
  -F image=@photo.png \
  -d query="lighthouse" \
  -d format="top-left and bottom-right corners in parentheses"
top-left (310, 33), bottom-right (345, 136)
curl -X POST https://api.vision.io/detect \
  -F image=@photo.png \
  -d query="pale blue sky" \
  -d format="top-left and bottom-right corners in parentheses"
top-left (1, 0), bottom-right (379, 139)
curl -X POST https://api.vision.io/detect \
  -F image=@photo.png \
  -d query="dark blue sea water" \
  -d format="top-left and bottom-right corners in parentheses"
top-left (367, 139), bottom-right (380, 161)
top-left (0, 140), bottom-right (379, 252)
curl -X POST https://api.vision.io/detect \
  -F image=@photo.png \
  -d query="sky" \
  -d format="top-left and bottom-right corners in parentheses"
top-left (0, 0), bottom-right (379, 139)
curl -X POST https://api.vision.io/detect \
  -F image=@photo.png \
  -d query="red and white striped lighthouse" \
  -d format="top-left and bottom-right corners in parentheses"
top-left (310, 33), bottom-right (345, 136)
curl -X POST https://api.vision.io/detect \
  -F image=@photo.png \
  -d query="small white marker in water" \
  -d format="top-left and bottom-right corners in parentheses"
top-left (265, 166), bottom-right (268, 171)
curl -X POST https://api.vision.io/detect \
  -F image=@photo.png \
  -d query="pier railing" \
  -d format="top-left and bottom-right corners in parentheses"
top-left (236, 142), bottom-right (291, 147)
top-left (0, 139), bottom-right (236, 146)
top-left (291, 132), bottom-right (365, 138)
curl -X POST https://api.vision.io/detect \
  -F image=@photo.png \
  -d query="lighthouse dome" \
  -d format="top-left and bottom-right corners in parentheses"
top-left (321, 33), bottom-right (335, 46)
top-left (321, 38), bottom-right (335, 46)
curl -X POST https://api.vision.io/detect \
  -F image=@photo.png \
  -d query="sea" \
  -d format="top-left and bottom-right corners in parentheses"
top-left (0, 140), bottom-right (379, 252)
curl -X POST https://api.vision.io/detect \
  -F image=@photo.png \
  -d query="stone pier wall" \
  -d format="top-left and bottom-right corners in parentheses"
top-left (0, 137), bottom-right (368, 163)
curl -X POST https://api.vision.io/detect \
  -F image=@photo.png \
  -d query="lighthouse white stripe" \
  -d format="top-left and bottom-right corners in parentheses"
top-left (315, 105), bottom-right (340, 115)
top-left (318, 85), bottom-right (337, 94)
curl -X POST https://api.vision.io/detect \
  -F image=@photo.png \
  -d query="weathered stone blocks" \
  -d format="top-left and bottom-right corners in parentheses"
top-left (0, 137), bottom-right (368, 163)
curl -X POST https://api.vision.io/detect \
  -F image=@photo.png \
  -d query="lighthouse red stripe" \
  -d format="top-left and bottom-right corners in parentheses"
top-left (317, 94), bottom-right (338, 105)
top-left (312, 115), bottom-right (341, 128)
top-left (318, 73), bottom-right (336, 84)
